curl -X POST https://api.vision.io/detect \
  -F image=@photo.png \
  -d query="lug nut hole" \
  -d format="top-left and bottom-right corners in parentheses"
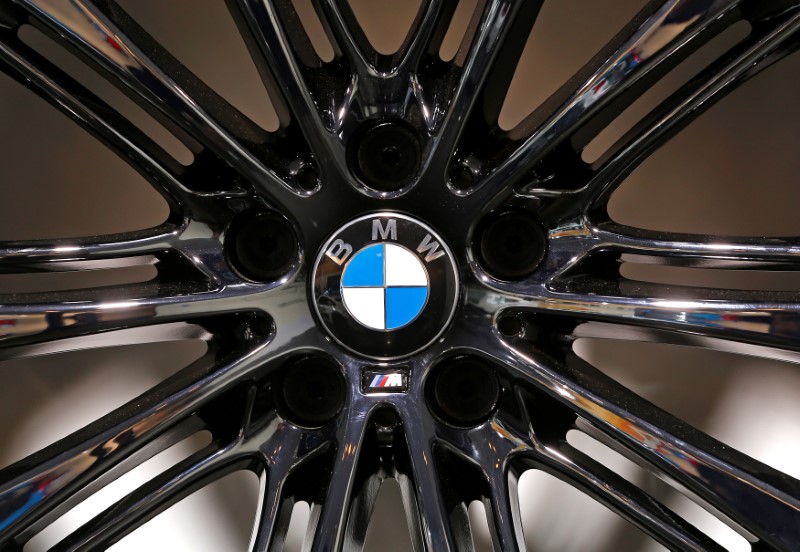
top-left (450, 164), bottom-right (475, 191)
top-left (372, 405), bottom-right (400, 430)
top-left (476, 210), bottom-right (546, 281)
top-left (227, 212), bottom-right (299, 283)
top-left (427, 356), bottom-right (500, 427)
top-left (350, 121), bottom-right (421, 192)
top-left (295, 163), bottom-right (319, 192)
top-left (497, 315), bottom-right (523, 337)
top-left (277, 357), bottom-right (346, 427)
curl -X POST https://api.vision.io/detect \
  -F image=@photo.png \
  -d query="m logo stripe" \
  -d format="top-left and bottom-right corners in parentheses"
top-left (365, 371), bottom-right (407, 391)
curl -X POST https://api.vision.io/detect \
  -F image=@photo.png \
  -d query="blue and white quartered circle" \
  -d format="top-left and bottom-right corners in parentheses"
top-left (341, 243), bottom-right (429, 330)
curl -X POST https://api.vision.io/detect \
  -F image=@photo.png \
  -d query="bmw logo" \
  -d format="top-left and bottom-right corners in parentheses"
top-left (312, 213), bottom-right (459, 359)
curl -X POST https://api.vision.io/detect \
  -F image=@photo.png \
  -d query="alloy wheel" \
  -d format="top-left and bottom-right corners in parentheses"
top-left (1, 0), bottom-right (800, 550)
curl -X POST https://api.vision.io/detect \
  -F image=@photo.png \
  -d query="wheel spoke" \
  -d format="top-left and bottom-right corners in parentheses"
top-left (312, 0), bottom-right (376, 73)
top-left (0, 323), bottom-right (214, 363)
top-left (227, 0), bottom-right (345, 173)
top-left (511, 383), bottom-right (727, 552)
top-left (437, 401), bottom-right (720, 551)
top-left (529, 443), bottom-right (725, 551)
top-left (490, 225), bottom-right (800, 358)
top-left (515, 288), bottom-right (800, 358)
top-left (310, 0), bottom-right (412, 120)
top-left (399, 0), bottom-right (452, 74)
top-left (429, 373), bottom-right (731, 550)
top-left (0, 209), bottom-right (300, 359)
top-left (310, 0), bottom-right (467, 136)
top-left (316, 0), bottom-right (447, 75)
top-left (306, 402), bottom-right (371, 552)
top-left (0, 338), bottom-right (269, 547)
top-left (15, 0), bottom-right (293, 196)
top-left (428, 0), bottom-right (542, 164)
top-left (482, 470), bottom-right (522, 552)
top-left (571, 320), bottom-right (800, 367)
top-left (594, 224), bottom-right (800, 269)
top-left (248, 418), bottom-right (311, 552)
top-left (435, 417), bottom-right (528, 552)
top-left (49, 445), bottom-right (244, 551)
top-left (493, 337), bottom-right (800, 550)
top-left (482, 0), bottom-right (745, 191)
top-left (0, 37), bottom-right (200, 210)
top-left (0, 275), bottom-right (300, 359)
top-left (540, 8), bottom-right (800, 217)
top-left (0, 282), bottom-right (229, 355)
top-left (397, 410), bottom-right (474, 552)
top-left (0, 225), bottom-right (180, 270)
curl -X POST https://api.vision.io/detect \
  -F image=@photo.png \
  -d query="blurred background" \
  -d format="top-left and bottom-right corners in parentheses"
top-left (1, 0), bottom-right (800, 550)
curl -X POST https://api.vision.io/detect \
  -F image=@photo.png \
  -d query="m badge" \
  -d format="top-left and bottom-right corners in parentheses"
top-left (362, 368), bottom-right (409, 393)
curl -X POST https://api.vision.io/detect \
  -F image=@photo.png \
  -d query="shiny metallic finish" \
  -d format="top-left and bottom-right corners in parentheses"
top-left (1, 0), bottom-right (800, 551)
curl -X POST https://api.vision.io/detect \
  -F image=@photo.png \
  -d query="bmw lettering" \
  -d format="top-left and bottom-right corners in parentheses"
top-left (312, 213), bottom-right (459, 359)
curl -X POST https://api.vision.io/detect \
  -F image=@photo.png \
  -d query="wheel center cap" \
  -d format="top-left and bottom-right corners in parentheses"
top-left (312, 212), bottom-right (459, 359)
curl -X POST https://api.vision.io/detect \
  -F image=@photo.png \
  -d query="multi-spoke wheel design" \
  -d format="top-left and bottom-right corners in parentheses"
top-left (1, 0), bottom-right (800, 550)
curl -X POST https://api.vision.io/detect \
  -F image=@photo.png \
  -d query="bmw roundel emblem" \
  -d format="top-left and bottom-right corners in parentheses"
top-left (312, 213), bottom-right (459, 359)
top-left (341, 243), bottom-right (429, 330)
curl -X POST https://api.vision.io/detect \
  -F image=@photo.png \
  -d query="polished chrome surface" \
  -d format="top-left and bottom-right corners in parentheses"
top-left (1, 0), bottom-right (800, 550)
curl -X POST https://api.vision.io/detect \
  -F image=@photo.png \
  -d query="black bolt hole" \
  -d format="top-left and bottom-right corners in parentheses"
top-left (306, 379), bottom-right (324, 400)
top-left (476, 209), bottom-right (547, 281)
top-left (381, 146), bottom-right (401, 167)
top-left (427, 356), bottom-right (501, 427)
top-left (258, 235), bottom-right (278, 251)
top-left (372, 405), bottom-right (400, 430)
top-left (498, 315), bottom-right (523, 337)
top-left (450, 164), bottom-right (475, 191)
top-left (277, 357), bottom-right (346, 427)
top-left (296, 164), bottom-right (319, 192)
top-left (350, 120), bottom-right (421, 192)
top-left (227, 211), bottom-right (299, 283)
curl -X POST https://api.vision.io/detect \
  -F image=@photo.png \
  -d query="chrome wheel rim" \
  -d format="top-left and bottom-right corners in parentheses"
top-left (1, 0), bottom-right (800, 550)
